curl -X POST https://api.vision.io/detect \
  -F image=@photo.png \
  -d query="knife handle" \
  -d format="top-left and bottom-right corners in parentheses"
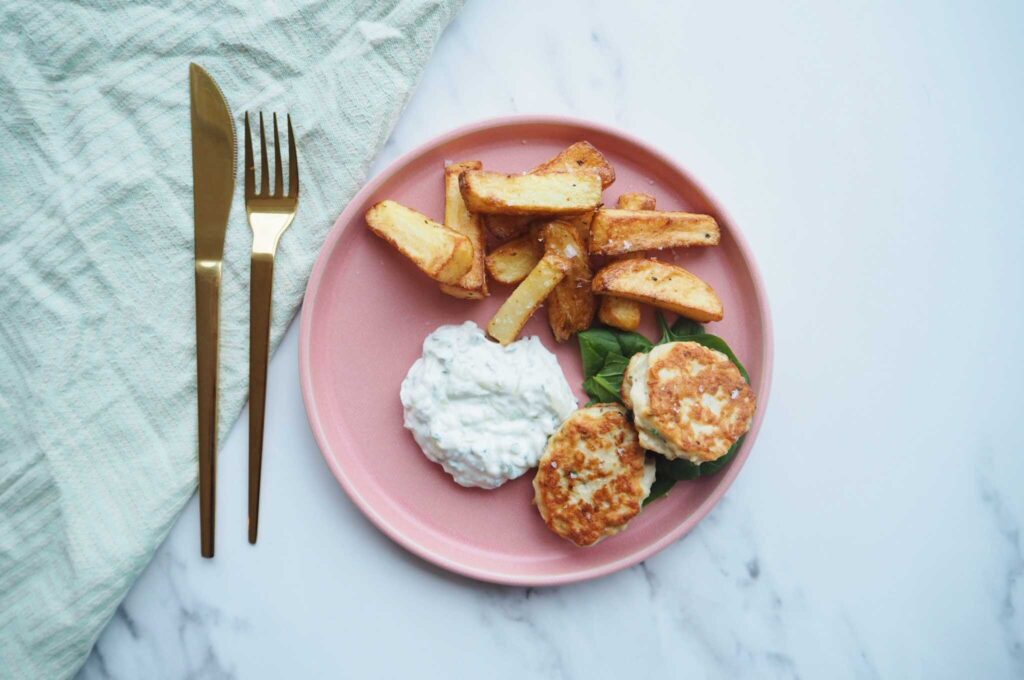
top-left (196, 261), bottom-right (221, 558)
top-left (248, 253), bottom-right (274, 544)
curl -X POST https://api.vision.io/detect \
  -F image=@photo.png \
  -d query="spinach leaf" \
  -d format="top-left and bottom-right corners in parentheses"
top-left (616, 331), bottom-right (653, 357)
top-left (656, 311), bottom-right (704, 344)
top-left (578, 328), bottom-right (623, 377)
top-left (582, 353), bottom-right (630, 403)
top-left (579, 327), bottom-right (653, 379)
top-left (642, 463), bottom-right (677, 506)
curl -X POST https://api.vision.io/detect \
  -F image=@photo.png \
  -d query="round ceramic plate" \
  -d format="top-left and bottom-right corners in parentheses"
top-left (299, 116), bottom-right (772, 586)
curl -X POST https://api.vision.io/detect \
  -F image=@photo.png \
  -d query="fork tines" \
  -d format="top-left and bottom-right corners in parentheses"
top-left (244, 112), bottom-right (299, 200)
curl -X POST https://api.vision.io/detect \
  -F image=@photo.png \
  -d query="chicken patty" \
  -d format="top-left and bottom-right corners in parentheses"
top-left (624, 341), bottom-right (755, 463)
top-left (533, 404), bottom-right (655, 546)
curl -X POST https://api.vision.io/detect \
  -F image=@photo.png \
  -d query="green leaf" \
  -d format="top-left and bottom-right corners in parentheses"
top-left (670, 316), bottom-right (705, 339)
top-left (577, 328), bottom-right (623, 378)
top-left (615, 330), bottom-right (653, 358)
top-left (656, 311), bottom-right (705, 344)
top-left (656, 311), bottom-right (674, 344)
top-left (661, 457), bottom-right (701, 480)
top-left (582, 354), bottom-right (630, 403)
top-left (643, 471), bottom-right (676, 505)
top-left (655, 435), bottom-right (745, 484)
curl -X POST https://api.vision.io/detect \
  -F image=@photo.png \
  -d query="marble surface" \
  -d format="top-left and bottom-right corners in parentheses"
top-left (79, 1), bottom-right (1024, 678)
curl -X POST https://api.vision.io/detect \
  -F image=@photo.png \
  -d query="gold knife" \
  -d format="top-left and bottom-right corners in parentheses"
top-left (189, 63), bottom-right (236, 558)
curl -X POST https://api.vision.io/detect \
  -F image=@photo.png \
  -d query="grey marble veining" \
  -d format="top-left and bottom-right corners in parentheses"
top-left (78, 1), bottom-right (1024, 678)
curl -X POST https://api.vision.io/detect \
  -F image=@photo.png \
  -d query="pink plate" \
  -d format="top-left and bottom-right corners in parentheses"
top-left (299, 116), bottom-right (773, 586)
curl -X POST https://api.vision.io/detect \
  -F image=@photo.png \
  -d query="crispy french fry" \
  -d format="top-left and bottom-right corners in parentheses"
top-left (439, 161), bottom-right (488, 299)
top-left (598, 193), bottom-right (656, 330)
top-left (487, 254), bottom-right (570, 345)
top-left (365, 200), bottom-right (473, 284)
top-left (460, 171), bottom-right (602, 216)
top-left (482, 214), bottom-right (533, 241)
top-left (480, 142), bottom-right (614, 240)
top-left (589, 209), bottom-right (720, 256)
top-left (530, 141), bottom-right (616, 189)
top-left (543, 220), bottom-right (595, 342)
top-left (592, 258), bottom-right (723, 322)
top-left (485, 234), bottom-right (543, 284)
top-left (616, 192), bottom-right (656, 212)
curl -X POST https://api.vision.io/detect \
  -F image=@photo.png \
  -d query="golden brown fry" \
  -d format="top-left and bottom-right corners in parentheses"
top-left (597, 193), bottom-right (657, 330)
top-left (616, 192), bottom-right (656, 211)
top-left (365, 200), bottom-right (473, 284)
top-left (487, 254), bottom-right (570, 345)
top-left (460, 171), bottom-right (602, 216)
top-left (592, 258), bottom-right (723, 322)
top-left (479, 142), bottom-right (614, 239)
top-left (530, 141), bottom-right (616, 189)
top-left (589, 209), bottom-right (720, 256)
top-left (543, 220), bottom-right (595, 342)
top-left (439, 161), bottom-right (488, 299)
top-left (485, 235), bottom-right (543, 284)
top-left (482, 214), bottom-right (533, 241)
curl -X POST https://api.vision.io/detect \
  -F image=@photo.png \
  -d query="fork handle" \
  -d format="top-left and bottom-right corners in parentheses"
top-left (248, 252), bottom-right (275, 544)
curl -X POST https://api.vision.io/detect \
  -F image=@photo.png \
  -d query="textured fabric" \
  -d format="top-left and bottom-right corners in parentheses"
top-left (0, 1), bottom-right (462, 677)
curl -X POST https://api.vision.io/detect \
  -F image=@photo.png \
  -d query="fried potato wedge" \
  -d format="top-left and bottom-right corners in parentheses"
top-left (479, 142), bottom-right (613, 238)
top-left (530, 141), bottom-right (616, 189)
top-left (562, 209), bottom-right (597, 251)
top-left (439, 161), bottom-right (488, 299)
top-left (543, 220), bottom-right (595, 342)
top-left (592, 258), bottom-right (723, 322)
top-left (589, 209), bottom-right (720, 256)
top-left (597, 193), bottom-right (657, 330)
top-left (616, 192), bottom-right (656, 211)
top-left (365, 200), bottom-right (473, 284)
top-left (485, 235), bottom-right (543, 284)
top-left (487, 254), bottom-right (570, 345)
top-left (483, 214), bottom-right (533, 241)
top-left (460, 171), bottom-right (602, 216)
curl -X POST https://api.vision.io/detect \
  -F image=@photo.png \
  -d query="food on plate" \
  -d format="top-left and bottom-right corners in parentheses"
top-left (542, 219), bottom-right (595, 342)
top-left (563, 208), bottom-right (596, 250)
top-left (487, 253), bottom-right (570, 345)
top-left (373, 138), bottom-right (753, 539)
top-left (615, 191), bottom-right (657, 211)
top-left (533, 403), bottom-right (655, 546)
top-left (480, 141), bottom-right (614, 240)
top-left (598, 192), bottom-right (656, 331)
top-left (483, 213), bottom-right (534, 242)
top-left (530, 141), bottom-right (616, 189)
top-left (592, 258), bottom-right (724, 322)
top-left (400, 322), bottom-right (577, 489)
top-left (485, 234), bottom-right (543, 284)
top-left (459, 170), bottom-right (602, 216)
top-left (365, 200), bottom-right (473, 284)
top-left (622, 341), bottom-right (755, 463)
top-left (439, 161), bottom-right (489, 299)
top-left (589, 209), bottom-right (720, 256)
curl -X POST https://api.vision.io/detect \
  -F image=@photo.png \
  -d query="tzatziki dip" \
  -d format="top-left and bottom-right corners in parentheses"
top-left (400, 321), bottom-right (577, 489)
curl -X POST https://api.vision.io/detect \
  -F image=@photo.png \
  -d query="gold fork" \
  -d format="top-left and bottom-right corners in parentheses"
top-left (243, 111), bottom-right (298, 544)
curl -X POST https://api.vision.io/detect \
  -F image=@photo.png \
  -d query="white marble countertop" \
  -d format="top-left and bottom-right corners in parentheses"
top-left (80, 1), bottom-right (1024, 678)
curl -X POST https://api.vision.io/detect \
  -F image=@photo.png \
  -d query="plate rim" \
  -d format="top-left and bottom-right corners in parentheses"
top-left (299, 114), bottom-right (774, 586)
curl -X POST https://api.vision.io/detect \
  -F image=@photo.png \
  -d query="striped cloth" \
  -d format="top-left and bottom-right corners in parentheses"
top-left (0, 1), bottom-right (462, 677)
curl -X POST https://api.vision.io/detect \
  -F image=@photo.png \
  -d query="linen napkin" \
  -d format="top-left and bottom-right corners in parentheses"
top-left (0, 0), bottom-right (463, 676)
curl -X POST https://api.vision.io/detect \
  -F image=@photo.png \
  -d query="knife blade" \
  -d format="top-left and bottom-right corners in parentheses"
top-left (190, 63), bottom-right (236, 558)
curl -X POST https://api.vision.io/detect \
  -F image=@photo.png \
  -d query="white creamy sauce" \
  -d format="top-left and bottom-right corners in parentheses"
top-left (400, 322), bottom-right (577, 489)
